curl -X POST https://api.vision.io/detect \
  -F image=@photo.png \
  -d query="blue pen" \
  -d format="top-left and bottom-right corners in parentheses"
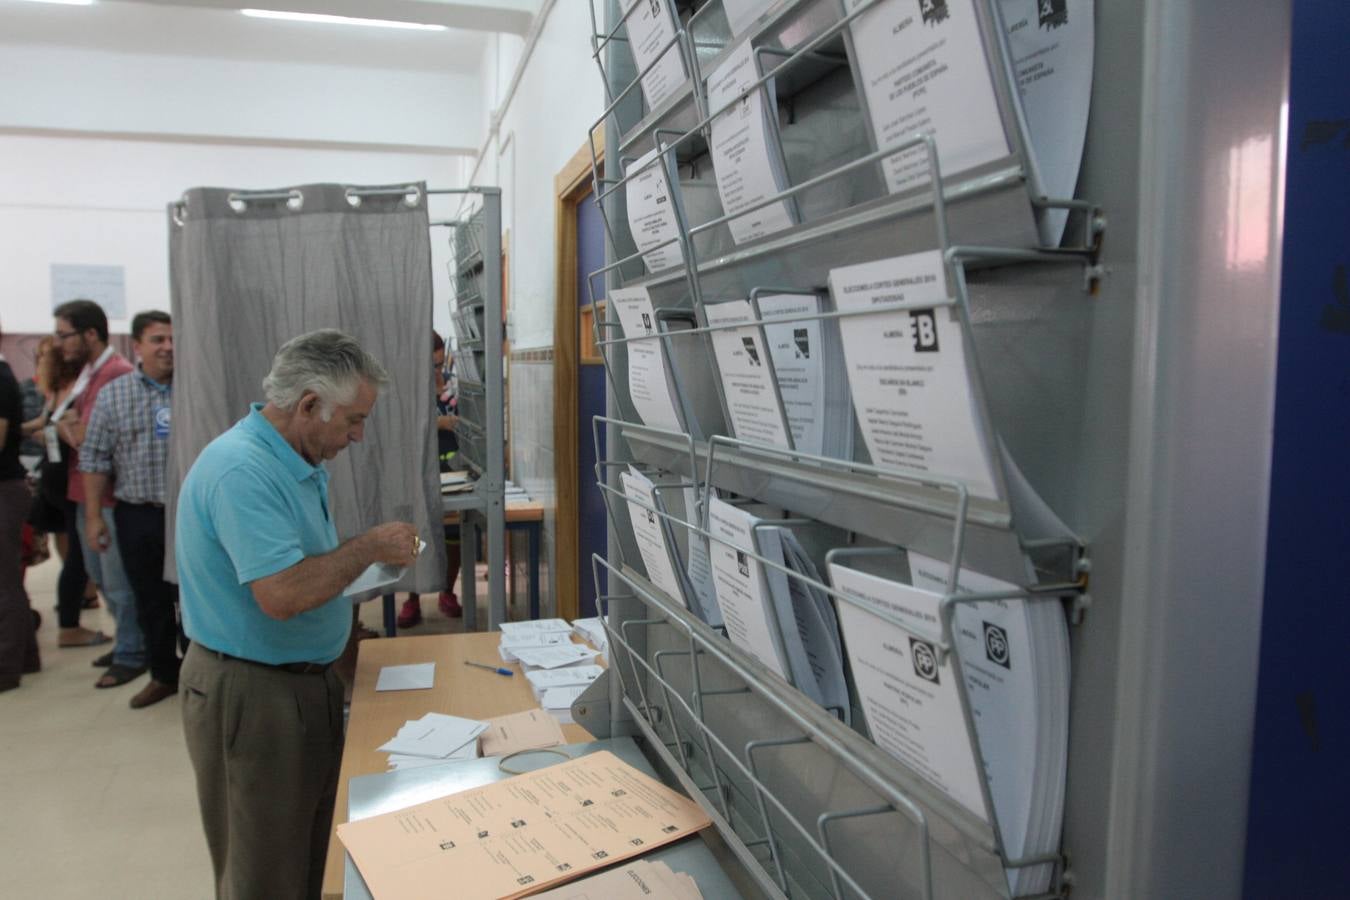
top-left (465, 660), bottom-right (514, 677)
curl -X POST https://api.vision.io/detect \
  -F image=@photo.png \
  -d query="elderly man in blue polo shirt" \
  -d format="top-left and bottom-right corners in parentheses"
top-left (176, 329), bottom-right (418, 900)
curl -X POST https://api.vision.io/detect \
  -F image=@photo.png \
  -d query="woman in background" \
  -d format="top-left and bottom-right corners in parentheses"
top-left (1, 323), bottom-right (41, 691)
top-left (22, 336), bottom-right (107, 649)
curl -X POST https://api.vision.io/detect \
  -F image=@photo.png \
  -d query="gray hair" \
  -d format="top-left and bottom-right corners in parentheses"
top-left (262, 329), bottom-right (390, 419)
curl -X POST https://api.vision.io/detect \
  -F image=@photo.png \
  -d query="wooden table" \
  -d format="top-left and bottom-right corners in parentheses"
top-left (320, 632), bottom-right (596, 900)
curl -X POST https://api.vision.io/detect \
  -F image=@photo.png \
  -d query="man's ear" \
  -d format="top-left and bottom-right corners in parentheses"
top-left (299, 392), bottom-right (321, 418)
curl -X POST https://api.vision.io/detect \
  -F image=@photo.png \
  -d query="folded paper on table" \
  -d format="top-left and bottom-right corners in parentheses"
top-left (375, 663), bottom-right (435, 692)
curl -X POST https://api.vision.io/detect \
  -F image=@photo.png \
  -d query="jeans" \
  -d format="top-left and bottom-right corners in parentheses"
top-left (114, 502), bottom-right (181, 685)
top-left (78, 503), bottom-right (145, 669)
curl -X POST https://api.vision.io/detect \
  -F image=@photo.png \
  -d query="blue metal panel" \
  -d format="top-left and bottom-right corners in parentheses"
top-left (1244, 2), bottom-right (1350, 896)
top-left (577, 193), bottom-right (608, 617)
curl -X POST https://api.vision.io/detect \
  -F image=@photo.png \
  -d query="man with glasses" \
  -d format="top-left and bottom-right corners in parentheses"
top-left (80, 311), bottom-right (180, 708)
top-left (51, 299), bottom-right (146, 690)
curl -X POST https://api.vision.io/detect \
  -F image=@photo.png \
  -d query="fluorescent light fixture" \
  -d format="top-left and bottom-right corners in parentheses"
top-left (12, 0), bottom-right (96, 6)
top-left (240, 9), bottom-right (447, 31)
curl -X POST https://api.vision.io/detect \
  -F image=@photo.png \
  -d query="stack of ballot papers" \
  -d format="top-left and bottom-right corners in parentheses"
top-left (827, 552), bottom-right (1069, 896)
top-left (706, 40), bottom-right (796, 245)
top-left (706, 497), bottom-right (849, 716)
top-left (498, 619), bottom-right (600, 671)
top-left (622, 0), bottom-right (687, 113)
top-left (524, 664), bottom-right (605, 701)
top-left (440, 471), bottom-right (473, 494)
top-left (702, 293), bottom-right (853, 459)
top-left (478, 708), bottom-right (566, 757)
top-left (337, 750), bottom-right (711, 900)
top-left (570, 616), bottom-right (608, 656)
top-left (530, 860), bottom-right (703, 899)
top-left (378, 712), bottom-right (487, 771)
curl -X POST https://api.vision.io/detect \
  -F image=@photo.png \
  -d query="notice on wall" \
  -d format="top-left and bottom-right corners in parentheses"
top-left (609, 287), bottom-right (685, 433)
top-left (829, 251), bottom-right (1001, 500)
top-left (828, 561), bottom-right (990, 823)
top-left (338, 750), bottom-right (711, 900)
top-left (623, 0), bottom-right (688, 112)
top-left (703, 299), bottom-right (792, 449)
top-left (706, 41), bottom-right (795, 245)
top-left (620, 467), bottom-right (688, 605)
top-left (847, 0), bottom-right (1009, 193)
top-left (999, 0), bottom-right (1095, 245)
top-left (50, 263), bottom-right (126, 319)
top-left (625, 148), bottom-right (685, 274)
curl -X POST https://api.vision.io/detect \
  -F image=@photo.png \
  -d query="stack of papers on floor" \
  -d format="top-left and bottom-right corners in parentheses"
top-left (706, 497), bottom-right (849, 716)
top-left (530, 859), bottom-right (703, 899)
top-left (827, 552), bottom-right (1069, 896)
top-left (378, 712), bottom-right (487, 771)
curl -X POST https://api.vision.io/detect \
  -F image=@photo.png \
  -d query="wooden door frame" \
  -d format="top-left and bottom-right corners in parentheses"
top-left (552, 135), bottom-right (603, 622)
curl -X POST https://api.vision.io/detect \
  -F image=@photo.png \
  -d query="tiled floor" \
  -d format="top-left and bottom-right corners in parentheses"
top-left (1, 554), bottom-right (488, 900)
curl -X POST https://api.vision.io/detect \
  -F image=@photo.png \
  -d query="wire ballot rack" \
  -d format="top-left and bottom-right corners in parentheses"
top-left (573, 1), bottom-right (1103, 898)
top-left (436, 188), bottom-right (507, 631)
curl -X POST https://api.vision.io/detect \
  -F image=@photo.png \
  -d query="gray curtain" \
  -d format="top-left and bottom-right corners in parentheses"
top-left (165, 182), bottom-right (446, 595)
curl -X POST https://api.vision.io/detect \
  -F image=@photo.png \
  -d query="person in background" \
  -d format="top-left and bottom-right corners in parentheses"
top-left (176, 329), bottom-right (418, 899)
top-left (80, 310), bottom-right (181, 709)
top-left (22, 337), bottom-right (102, 636)
top-left (0, 322), bottom-right (41, 692)
top-left (396, 331), bottom-right (463, 628)
top-left (52, 298), bottom-right (145, 686)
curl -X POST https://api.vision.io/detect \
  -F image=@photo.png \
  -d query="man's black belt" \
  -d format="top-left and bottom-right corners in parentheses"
top-left (205, 647), bottom-right (331, 675)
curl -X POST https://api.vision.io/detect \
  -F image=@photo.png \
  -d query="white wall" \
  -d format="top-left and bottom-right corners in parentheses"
top-left (0, 45), bottom-right (481, 151)
top-left (469, 2), bottom-right (607, 349)
top-left (0, 133), bottom-right (465, 336)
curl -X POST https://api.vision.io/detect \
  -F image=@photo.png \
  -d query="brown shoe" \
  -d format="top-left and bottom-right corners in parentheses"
top-left (129, 680), bottom-right (178, 709)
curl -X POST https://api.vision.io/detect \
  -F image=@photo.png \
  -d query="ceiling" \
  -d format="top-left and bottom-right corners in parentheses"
top-left (0, 0), bottom-right (542, 73)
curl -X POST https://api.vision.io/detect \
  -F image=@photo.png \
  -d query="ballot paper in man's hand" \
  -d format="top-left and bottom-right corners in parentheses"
top-left (344, 538), bottom-right (427, 596)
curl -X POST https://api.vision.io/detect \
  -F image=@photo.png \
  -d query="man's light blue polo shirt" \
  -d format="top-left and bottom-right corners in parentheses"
top-left (176, 403), bottom-right (349, 664)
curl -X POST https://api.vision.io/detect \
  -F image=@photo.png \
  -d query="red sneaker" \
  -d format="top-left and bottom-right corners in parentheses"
top-left (396, 597), bottom-right (422, 629)
top-left (438, 591), bottom-right (462, 618)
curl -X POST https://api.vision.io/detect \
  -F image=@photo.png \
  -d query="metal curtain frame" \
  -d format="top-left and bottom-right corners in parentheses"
top-left (429, 187), bottom-right (507, 631)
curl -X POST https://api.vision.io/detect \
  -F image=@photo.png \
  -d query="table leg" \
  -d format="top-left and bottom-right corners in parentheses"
top-left (528, 521), bottom-right (541, 620)
top-left (462, 515), bottom-right (479, 632)
top-left (382, 593), bottom-right (396, 637)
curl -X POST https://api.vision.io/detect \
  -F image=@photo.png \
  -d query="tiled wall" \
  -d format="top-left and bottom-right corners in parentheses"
top-left (507, 349), bottom-right (556, 618)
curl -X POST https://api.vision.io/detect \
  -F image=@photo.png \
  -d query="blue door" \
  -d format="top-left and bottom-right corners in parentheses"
top-left (576, 191), bottom-right (608, 617)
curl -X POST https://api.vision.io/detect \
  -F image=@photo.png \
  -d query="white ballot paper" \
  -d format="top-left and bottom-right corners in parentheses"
top-left (378, 712), bottom-right (488, 760)
top-left (387, 740), bottom-right (479, 771)
top-left (706, 498), bottom-right (848, 713)
top-left (620, 467), bottom-right (690, 604)
top-left (722, 0), bottom-right (775, 37)
top-left (511, 643), bottom-right (600, 670)
top-left (625, 147), bottom-right (685, 273)
top-left (499, 630), bottom-right (573, 663)
top-left (704, 299), bottom-right (792, 449)
top-left (830, 251), bottom-right (1001, 500)
top-left (623, 0), bottom-right (688, 112)
top-left (828, 561), bottom-right (990, 821)
top-left (1000, 0), bottom-right (1094, 245)
top-left (498, 618), bottom-right (573, 638)
top-left (758, 293), bottom-right (830, 456)
top-left (530, 859), bottom-right (704, 900)
top-left (375, 663), bottom-right (435, 692)
top-left (682, 487), bottom-right (723, 628)
top-left (571, 617), bottom-right (608, 652)
top-left (848, 0), bottom-right (1009, 193)
top-left (908, 551), bottom-right (1068, 896)
top-left (541, 684), bottom-right (588, 710)
top-left (707, 499), bottom-right (790, 680)
top-left (344, 538), bottom-right (426, 596)
top-left (525, 664), bottom-right (605, 694)
top-left (610, 286), bottom-right (685, 432)
top-left (707, 41), bottom-right (795, 245)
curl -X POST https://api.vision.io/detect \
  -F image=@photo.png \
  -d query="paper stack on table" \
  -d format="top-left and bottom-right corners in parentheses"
top-left (509, 643), bottom-right (599, 670)
top-left (570, 616), bottom-right (608, 657)
top-left (529, 859), bottom-right (703, 899)
top-left (524, 664), bottom-right (604, 700)
top-left (498, 630), bottom-right (573, 663)
top-left (478, 708), bottom-right (566, 757)
top-left (378, 712), bottom-right (487, 771)
top-left (375, 662), bottom-right (435, 692)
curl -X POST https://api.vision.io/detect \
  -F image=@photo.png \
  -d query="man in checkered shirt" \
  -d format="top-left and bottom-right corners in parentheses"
top-left (80, 310), bottom-right (180, 709)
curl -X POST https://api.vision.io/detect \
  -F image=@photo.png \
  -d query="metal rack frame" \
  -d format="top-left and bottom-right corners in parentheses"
top-left (435, 187), bottom-right (507, 631)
